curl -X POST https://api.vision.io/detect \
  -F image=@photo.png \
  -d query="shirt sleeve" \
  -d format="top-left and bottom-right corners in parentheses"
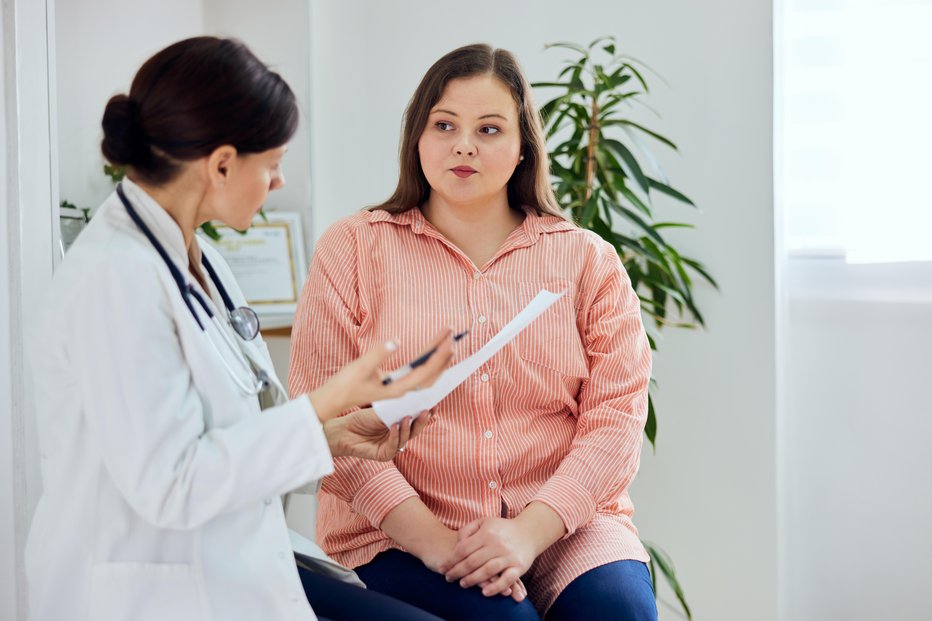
top-left (70, 253), bottom-right (334, 531)
top-left (289, 219), bottom-right (419, 527)
top-left (532, 242), bottom-right (652, 536)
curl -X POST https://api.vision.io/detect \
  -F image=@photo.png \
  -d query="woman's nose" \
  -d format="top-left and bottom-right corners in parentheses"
top-left (454, 140), bottom-right (476, 157)
top-left (270, 171), bottom-right (285, 191)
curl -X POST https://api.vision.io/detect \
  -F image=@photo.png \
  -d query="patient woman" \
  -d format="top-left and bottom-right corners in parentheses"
top-left (290, 44), bottom-right (656, 621)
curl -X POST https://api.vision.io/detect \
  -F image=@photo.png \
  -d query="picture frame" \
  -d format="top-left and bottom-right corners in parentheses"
top-left (202, 211), bottom-right (307, 319)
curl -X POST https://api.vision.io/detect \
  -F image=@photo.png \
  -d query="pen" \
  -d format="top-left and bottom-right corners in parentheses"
top-left (381, 330), bottom-right (469, 385)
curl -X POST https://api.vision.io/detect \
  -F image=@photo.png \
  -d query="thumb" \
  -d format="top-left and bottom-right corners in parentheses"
top-left (458, 518), bottom-right (483, 542)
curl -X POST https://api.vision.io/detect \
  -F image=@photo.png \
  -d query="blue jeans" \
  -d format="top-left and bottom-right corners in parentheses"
top-left (354, 549), bottom-right (658, 621)
top-left (298, 563), bottom-right (443, 621)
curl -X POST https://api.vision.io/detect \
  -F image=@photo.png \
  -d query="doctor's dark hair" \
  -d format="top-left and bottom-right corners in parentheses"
top-left (371, 43), bottom-right (563, 218)
top-left (101, 37), bottom-right (298, 185)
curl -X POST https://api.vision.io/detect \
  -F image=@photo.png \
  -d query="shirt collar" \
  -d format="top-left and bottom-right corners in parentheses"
top-left (367, 206), bottom-right (576, 244)
top-left (119, 176), bottom-right (192, 269)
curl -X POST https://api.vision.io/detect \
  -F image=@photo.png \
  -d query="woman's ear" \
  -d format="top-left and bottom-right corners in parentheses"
top-left (207, 145), bottom-right (238, 187)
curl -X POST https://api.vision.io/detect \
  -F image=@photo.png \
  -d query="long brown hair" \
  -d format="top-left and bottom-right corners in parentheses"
top-left (372, 44), bottom-right (564, 218)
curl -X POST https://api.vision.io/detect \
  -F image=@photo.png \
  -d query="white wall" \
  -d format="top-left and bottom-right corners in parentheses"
top-left (308, 1), bottom-right (776, 619)
top-left (781, 262), bottom-right (932, 620)
top-left (55, 0), bottom-right (205, 211)
top-left (2, 5), bottom-right (18, 619)
top-left (4, 1), bottom-right (59, 618)
top-left (203, 0), bottom-right (314, 256)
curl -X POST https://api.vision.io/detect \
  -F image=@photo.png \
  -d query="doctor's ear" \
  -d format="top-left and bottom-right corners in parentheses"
top-left (207, 145), bottom-right (238, 187)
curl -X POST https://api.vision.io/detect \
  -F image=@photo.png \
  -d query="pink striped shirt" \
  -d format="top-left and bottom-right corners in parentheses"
top-left (289, 207), bottom-right (652, 610)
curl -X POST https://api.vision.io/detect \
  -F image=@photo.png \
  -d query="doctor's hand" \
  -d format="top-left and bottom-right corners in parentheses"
top-left (322, 409), bottom-right (432, 461)
top-left (309, 329), bottom-right (453, 421)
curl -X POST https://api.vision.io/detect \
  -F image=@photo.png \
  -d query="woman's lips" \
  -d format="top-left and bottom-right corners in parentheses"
top-left (451, 166), bottom-right (477, 178)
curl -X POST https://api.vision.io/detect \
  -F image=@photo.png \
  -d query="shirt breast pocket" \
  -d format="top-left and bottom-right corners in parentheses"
top-left (513, 281), bottom-right (589, 382)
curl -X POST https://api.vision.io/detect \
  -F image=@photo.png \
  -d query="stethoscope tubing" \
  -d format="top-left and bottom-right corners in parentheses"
top-left (115, 183), bottom-right (267, 396)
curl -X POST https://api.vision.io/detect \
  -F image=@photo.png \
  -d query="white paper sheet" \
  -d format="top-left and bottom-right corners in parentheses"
top-left (373, 289), bottom-right (565, 426)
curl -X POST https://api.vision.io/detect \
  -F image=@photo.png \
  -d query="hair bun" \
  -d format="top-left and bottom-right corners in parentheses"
top-left (101, 94), bottom-right (146, 166)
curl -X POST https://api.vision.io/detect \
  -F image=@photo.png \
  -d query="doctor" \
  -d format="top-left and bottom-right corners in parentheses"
top-left (25, 37), bottom-right (450, 621)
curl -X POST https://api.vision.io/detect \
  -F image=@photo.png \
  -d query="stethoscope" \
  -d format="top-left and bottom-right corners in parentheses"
top-left (116, 182), bottom-right (271, 396)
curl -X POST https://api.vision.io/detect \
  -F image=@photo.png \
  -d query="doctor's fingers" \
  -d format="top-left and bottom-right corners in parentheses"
top-left (406, 410), bottom-right (435, 442)
top-left (395, 416), bottom-right (415, 450)
top-left (358, 328), bottom-right (452, 378)
top-left (383, 338), bottom-right (454, 398)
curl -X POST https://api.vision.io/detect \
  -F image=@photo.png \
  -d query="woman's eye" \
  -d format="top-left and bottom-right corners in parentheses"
top-left (436, 121), bottom-right (454, 131)
top-left (480, 126), bottom-right (501, 135)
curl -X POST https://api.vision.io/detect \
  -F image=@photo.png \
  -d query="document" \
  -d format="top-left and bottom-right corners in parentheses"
top-left (373, 289), bottom-right (565, 426)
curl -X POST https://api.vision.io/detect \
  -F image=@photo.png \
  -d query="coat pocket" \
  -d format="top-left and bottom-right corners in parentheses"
top-left (86, 562), bottom-right (207, 621)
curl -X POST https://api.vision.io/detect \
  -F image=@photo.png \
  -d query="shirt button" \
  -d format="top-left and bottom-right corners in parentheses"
top-left (473, 272), bottom-right (482, 280)
top-left (484, 430), bottom-right (493, 439)
top-left (480, 373), bottom-right (489, 382)
top-left (478, 315), bottom-right (487, 324)
top-left (488, 481), bottom-right (498, 490)
top-left (264, 498), bottom-right (272, 506)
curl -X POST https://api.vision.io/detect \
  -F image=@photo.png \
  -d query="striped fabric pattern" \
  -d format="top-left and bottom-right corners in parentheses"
top-left (289, 207), bottom-right (652, 611)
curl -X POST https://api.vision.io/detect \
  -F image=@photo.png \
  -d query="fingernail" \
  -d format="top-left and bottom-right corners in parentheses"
top-left (384, 340), bottom-right (397, 352)
top-left (460, 580), bottom-right (467, 588)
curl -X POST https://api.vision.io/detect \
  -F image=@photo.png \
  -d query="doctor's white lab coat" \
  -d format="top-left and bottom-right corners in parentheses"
top-left (25, 179), bottom-right (334, 621)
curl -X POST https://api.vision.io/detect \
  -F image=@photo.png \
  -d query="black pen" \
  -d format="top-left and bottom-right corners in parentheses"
top-left (381, 330), bottom-right (469, 385)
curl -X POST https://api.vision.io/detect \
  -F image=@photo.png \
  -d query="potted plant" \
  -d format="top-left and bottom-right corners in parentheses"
top-left (535, 36), bottom-right (717, 619)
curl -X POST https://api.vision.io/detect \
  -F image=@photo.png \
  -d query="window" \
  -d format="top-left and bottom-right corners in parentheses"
top-left (778, 0), bottom-right (932, 264)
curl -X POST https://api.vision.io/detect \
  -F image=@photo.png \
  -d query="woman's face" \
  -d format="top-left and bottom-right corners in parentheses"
top-left (417, 75), bottom-right (522, 210)
top-left (220, 145), bottom-right (287, 230)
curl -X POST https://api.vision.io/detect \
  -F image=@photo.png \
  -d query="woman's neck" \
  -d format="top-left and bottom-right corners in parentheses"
top-left (131, 174), bottom-right (206, 250)
top-left (421, 193), bottom-right (525, 269)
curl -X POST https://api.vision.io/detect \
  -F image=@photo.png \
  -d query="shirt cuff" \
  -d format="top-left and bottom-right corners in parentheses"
top-left (351, 467), bottom-right (419, 528)
top-left (283, 395), bottom-right (333, 494)
top-left (532, 473), bottom-right (597, 537)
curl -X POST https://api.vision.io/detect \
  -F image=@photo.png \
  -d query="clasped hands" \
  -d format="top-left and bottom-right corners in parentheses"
top-left (435, 516), bottom-right (537, 602)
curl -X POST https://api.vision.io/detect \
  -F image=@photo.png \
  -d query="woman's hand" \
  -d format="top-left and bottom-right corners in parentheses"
top-left (309, 329), bottom-right (453, 421)
top-left (439, 517), bottom-right (538, 599)
top-left (323, 409), bottom-right (431, 461)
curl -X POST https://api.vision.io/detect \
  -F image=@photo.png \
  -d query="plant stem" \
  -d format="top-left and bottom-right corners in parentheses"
top-left (584, 96), bottom-right (600, 202)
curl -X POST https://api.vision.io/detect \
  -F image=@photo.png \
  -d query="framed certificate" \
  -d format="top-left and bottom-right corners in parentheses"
top-left (203, 211), bottom-right (307, 318)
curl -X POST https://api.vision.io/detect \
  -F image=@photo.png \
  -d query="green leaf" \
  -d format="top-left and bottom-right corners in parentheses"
top-left (645, 393), bottom-right (657, 449)
top-left (199, 221), bottom-right (222, 242)
top-left (602, 139), bottom-right (650, 195)
top-left (642, 541), bottom-right (692, 619)
top-left (681, 257), bottom-right (719, 289)
top-left (653, 222), bottom-right (695, 230)
top-left (587, 35), bottom-right (614, 50)
top-left (606, 201), bottom-right (664, 245)
top-left (614, 120), bottom-right (678, 150)
top-left (578, 193), bottom-right (599, 227)
top-left (544, 41), bottom-right (588, 55)
top-left (647, 177), bottom-right (695, 206)
top-left (617, 181), bottom-right (654, 218)
top-left (103, 164), bottom-right (126, 183)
